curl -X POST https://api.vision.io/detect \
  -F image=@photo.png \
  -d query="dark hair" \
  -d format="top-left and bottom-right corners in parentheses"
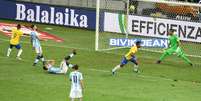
top-left (72, 64), bottom-right (79, 70)
top-left (169, 29), bottom-right (174, 33)
top-left (30, 24), bottom-right (37, 29)
top-left (17, 24), bottom-right (21, 29)
top-left (30, 25), bottom-right (34, 29)
top-left (64, 56), bottom-right (70, 61)
top-left (43, 66), bottom-right (48, 70)
top-left (136, 40), bottom-right (141, 45)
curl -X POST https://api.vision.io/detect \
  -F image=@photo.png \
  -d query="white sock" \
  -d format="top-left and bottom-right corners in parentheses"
top-left (34, 59), bottom-right (39, 64)
top-left (7, 48), bottom-right (12, 57)
top-left (134, 65), bottom-right (139, 71)
top-left (69, 53), bottom-right (74, 58)
top-left (68, 64), bottom-right (74, 68)
top-left (71, 98), bottom-right (75, 101)
top-left (17, 49), bottom-right (23, 57)
top-left (112, 65), bottom-right (121, 72)
top-left (41, 58), bottom-right (45, 62)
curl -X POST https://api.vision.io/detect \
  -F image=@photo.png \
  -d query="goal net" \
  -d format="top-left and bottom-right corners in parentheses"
top-left (96, 0), bottom-right (201, 59)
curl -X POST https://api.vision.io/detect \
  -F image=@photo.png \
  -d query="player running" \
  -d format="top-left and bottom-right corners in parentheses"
top-left (156, 29), bottom-right (193, 66)
top-left (6, 24), bottom-right (23, 60)
top-left (112, 41), bottom-right (141, 75)
top-left (30, 25), bottom-right (45, 66)
top-left (43, 50), bottom-right (76, 74)
top-left (69, 64), bottom-right (84, 101)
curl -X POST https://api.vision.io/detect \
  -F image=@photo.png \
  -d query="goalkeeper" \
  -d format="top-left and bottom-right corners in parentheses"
top-left (156, 29), bottom-right (193, 66)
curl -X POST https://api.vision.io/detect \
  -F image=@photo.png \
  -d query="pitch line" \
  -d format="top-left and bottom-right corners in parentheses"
top-left (1, 38), bottom-right (201, 58)
top-left (1, 38), bottom-right (201, 67)
top-left (99, 47), bottom-right (201, 58)
top-left (0, 38), bottom-right (92, 51)
top-left (0, 56), bottom-right (200, 83)
top-left (88, 68), bottom-right (173, 81)
top-left (0, 55), bottom-right (174, 82)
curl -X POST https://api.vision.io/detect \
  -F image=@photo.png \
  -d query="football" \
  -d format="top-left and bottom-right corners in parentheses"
top-left (129, 5), bottom-right (135, 11)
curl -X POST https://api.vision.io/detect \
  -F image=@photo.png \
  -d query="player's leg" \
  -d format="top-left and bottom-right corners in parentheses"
top-left (157, 48), bottom-right (174, 63)
top-left (38, 47), bottom-right (45, 64)
top-left (79, 98), bottom-right (83, 101)
top-left (68, 64), bottom-right (74, 68)
top-left (64, 50), bottom-right (76, 70)
top-left (7, 44), bottom-right (13, 57)
top-left (60, 60), bottom-right (75, 74)
top-left (64, 49), bottom-right (76, 61)
top-left (33, 47), bottom-right (40, 66)
top-left (40, 54), bottom-right (45, 65)
top-left (78, 89), bottom-right (83, 101)
top-left (33, 47), bottom-right (45, 66)
top-left (16, 44), bottom-right (23, 60)
top-left (130, 56), bottom-right (139, 73)
top-left (176, 47), bottom-right (193, 66)
top-left (112, 64), bottom-right (124, 73)
top-left (112, 57), bottom-right (127, 75)
top-left (70, 98), bottom-right (75, 101)
top-left (180, 54), bottom-right (192, 66)
top-left (69, 89), bottom-right (75, 101)
top-left (33, 53), bottom-right (41, 66)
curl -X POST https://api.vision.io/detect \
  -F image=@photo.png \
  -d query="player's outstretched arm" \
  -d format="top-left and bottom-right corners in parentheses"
top-left (23, 32), bottom-right (30, 36)
top-left (2, 27), bottom-right (12, 32)
top-left (45, 60), bottom-right (55, 65)
top-left (177, 40), bottom-right (181, 47)
top-left (30, 37), bottom-right (34, 48)
top-left (45, 59), bottom-right (55, 62)
top-left (80, 80), bottom-right (84, 90)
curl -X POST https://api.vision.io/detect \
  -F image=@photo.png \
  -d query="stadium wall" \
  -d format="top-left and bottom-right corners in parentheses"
top-left (0, 0), bottom-right (97, 30)
top-left (104, 12), bottom-right (201, 43)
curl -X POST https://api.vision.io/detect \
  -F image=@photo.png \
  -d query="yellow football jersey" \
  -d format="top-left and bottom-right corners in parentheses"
top-left (125, 46), bottom-right (138, 60)
top-left (10, 28), bottom-right (23, 45)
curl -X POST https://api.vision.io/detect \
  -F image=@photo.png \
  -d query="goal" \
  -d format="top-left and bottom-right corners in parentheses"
top-left (95, 0), bottom-right (201, 59)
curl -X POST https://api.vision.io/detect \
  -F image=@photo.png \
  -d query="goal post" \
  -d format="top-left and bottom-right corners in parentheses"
top-left (95, 0), bottom-right (130, 51)
top-left (95, 0), bottom-right (201, 59)
top-left (95, 0), bottom-right (100, 51)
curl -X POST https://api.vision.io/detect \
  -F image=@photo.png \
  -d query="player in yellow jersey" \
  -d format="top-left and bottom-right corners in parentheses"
top-left (112, 41), bottom-right (141, 75)
top-left (6, 24), bottom-right (24, 60)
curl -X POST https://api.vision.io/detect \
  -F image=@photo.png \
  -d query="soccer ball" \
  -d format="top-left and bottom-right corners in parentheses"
top-left (129, 5), bottom-right (135, 11)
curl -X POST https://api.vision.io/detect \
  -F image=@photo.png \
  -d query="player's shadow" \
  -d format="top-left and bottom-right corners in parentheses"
top-left (159, 61), bottom-right (190, 68)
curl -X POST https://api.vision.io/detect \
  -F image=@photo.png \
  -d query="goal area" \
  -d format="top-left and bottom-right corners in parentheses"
top-left (95, 0), bottom-right (201, 60)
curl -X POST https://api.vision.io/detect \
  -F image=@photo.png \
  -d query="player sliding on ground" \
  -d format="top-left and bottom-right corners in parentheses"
top-left (30, 25), bottom-right (45, 66)
top-left (156, 29), bottom-right (193, 66)
top-left (6, 24), bottom-right (24, 60)
top-left (112, 41), bottom-right (141, 75)
top-left (43, 50), bottom-right (76, 74)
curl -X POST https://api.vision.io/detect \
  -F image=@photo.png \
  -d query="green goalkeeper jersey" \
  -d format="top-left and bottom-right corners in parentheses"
top-left (168, 34), bottom-right (179, 49)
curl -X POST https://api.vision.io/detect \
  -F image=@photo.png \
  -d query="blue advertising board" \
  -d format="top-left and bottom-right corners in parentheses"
top-left (109, 38), bottom-right (168, 48)
top-left (0, 0), bottom-right (96, 29)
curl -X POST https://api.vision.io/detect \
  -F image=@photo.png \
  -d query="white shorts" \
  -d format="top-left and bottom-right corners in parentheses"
top-left (35, 46), bottom-right (42, 54)
top-left (69, 89), bottom-right (83, 98)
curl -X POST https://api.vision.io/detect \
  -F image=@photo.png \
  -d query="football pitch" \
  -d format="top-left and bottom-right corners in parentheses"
top-left (0, 19), bottom-right (201, 101)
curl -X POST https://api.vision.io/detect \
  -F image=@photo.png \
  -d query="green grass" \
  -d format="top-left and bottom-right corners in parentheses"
top-left (0, 19), bottom-right (201, 101)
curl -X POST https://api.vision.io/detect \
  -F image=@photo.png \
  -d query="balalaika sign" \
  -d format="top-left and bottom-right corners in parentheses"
top-left (0, 0), bottom-right (96, 29)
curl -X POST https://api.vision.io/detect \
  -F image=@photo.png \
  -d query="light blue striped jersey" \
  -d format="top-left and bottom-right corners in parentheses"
top-left (30, 31), bottom-right (41, 48)
top-left (48, 67), bottom-right (62, 73)
top-left (69, 71), bottom-right (83, 90)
